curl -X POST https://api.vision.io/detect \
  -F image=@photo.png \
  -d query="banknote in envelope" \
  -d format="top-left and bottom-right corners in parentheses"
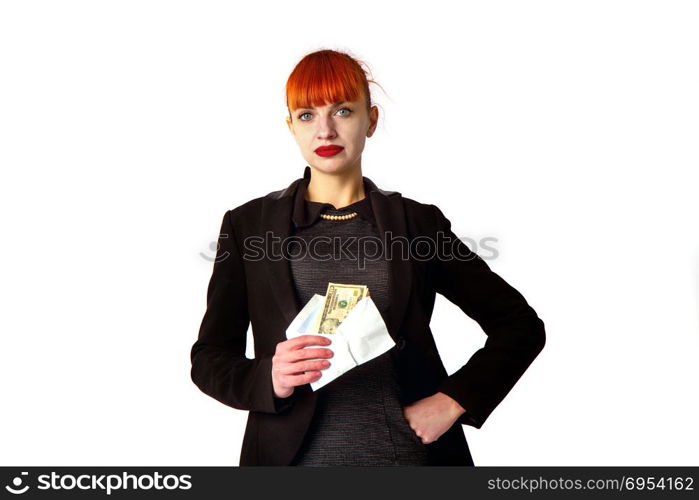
top-left (311, 283), bottom-right (369, 334)
top-left (285, 282), bottom-right (394, 390)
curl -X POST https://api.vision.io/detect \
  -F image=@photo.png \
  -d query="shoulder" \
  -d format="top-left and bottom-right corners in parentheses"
top-left (400, 194), bottom-right (445, 228)
top-left (230, 194), bottom-right (270, 216)
top-left (227, 177), bottom-right (297, 216)
top-left (221, 194), bottom-right (270, 234)
top-left (220, 179), bottom-right (299, 232)
top-left (401, 194), bottom-right (437, 214)
top-left (395, 192), bottom-right (464, 240)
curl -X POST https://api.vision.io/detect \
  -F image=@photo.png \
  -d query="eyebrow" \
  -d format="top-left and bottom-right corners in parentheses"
top-left (298, 101), bottom-right (348, 111)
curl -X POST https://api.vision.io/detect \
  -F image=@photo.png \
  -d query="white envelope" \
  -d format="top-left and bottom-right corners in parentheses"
top-left (285, 293), bottom-right (395, 390)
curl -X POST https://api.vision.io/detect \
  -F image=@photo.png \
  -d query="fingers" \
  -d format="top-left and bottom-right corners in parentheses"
top-left (284, 335), bottom-right (332, 351)
top-left (284, 371), bottom-right (323, 386)
top-left (274, 337), bottom-right (333, 364)
top-left (291, 347), bottom-right (334, 362)
top-left (272, 354), bottom-right (332, 390)
top-left (273, 344), bottom-right (333, 366)
top-left (273, 360), bottom-right (327, 389)
top-left (272, 335), bottom-right (333, 392)
top-left (282, 359), bottom-right (331, 375)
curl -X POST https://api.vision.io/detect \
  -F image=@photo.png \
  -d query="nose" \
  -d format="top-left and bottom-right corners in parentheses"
top-left (316, 115), bottom-right (337, 141)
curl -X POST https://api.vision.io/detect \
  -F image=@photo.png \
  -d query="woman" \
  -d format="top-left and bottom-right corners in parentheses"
top-left (190, 49), bottom-right (546, 466)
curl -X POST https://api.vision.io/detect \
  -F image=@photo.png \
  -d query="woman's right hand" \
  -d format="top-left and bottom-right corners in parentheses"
top-left (272, 335), bottom-right (334, 398)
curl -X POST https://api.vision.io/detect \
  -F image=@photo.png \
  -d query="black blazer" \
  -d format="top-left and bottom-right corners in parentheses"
top-left (190, 166), bottom-right (546, 466)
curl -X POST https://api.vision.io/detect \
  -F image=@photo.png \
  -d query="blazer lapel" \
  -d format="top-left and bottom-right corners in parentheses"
top-left (366, 178), bottom-right (413, 341)
top-left (261, 178), bottom-right (304, 329)
top-left (260, 168), bottom-right (412, 341)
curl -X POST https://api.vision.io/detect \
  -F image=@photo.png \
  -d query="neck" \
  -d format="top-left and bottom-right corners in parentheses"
top-left (305, 167), bottom-right (366, 209)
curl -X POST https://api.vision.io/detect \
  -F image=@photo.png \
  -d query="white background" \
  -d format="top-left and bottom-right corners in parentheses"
top-left (1, 1), bottom-right (697, 466)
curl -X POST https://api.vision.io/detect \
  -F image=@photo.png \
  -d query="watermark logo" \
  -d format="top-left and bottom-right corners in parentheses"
top-left (4, 471), bottom-right (192, 495)
top-left (5, 472), bottom-right (29, 495)
top-left (199, 231), bottom-right (500, 269)
top-left (199, 233), bottom-right (230, 263)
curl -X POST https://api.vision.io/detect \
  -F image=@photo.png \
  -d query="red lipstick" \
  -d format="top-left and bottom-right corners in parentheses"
top-left (314, 145), bottom-right (344, 157)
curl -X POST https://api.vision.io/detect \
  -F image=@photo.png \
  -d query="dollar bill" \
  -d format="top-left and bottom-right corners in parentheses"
top-left (311, 282), bottom-right (370, 334)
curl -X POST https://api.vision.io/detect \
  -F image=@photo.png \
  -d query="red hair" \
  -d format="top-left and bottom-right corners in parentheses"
top-left (285, 49), bottom-right (382, 115)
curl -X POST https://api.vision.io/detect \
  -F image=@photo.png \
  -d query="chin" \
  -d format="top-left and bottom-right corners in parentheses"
top-left (308, 159), bottom-right (357, 176)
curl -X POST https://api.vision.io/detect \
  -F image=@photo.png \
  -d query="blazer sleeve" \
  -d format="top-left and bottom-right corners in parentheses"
top-left (190, 209), bottom-right (294, 414)
top-left (430, 204), bottom-right (545, 428)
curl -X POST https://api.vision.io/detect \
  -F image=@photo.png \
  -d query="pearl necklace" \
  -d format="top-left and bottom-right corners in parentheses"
top-left (319, 212), bottom-right (358, 221)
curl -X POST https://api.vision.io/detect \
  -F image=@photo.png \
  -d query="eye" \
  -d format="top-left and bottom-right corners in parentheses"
top-left (297, 107), bottom-right (352, 121)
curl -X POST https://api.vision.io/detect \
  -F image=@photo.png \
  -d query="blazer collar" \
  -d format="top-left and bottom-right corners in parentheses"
top-left (261, 166), bottom-right (412, 342)
top-left (271, 166), bottom-right (396, 199)
top-left (292, 168), bottom-right (377, 228)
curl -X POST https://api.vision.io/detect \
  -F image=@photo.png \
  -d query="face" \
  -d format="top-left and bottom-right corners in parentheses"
top-left (286, 95), bottom-right (379, 176)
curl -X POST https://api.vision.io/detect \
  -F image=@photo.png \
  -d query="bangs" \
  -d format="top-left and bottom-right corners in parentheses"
top-left (286, 50), bottom-right (371, 111)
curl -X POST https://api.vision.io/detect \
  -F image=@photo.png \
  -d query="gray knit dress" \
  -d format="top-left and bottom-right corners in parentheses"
top-left (286, 179), bottom-right (431, 466)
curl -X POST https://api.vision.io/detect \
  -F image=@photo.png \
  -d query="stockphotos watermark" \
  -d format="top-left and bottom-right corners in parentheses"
top-left (4, 471), bottom-right (192, 495)
top-left (200, 231), bottom-right (499, 269)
